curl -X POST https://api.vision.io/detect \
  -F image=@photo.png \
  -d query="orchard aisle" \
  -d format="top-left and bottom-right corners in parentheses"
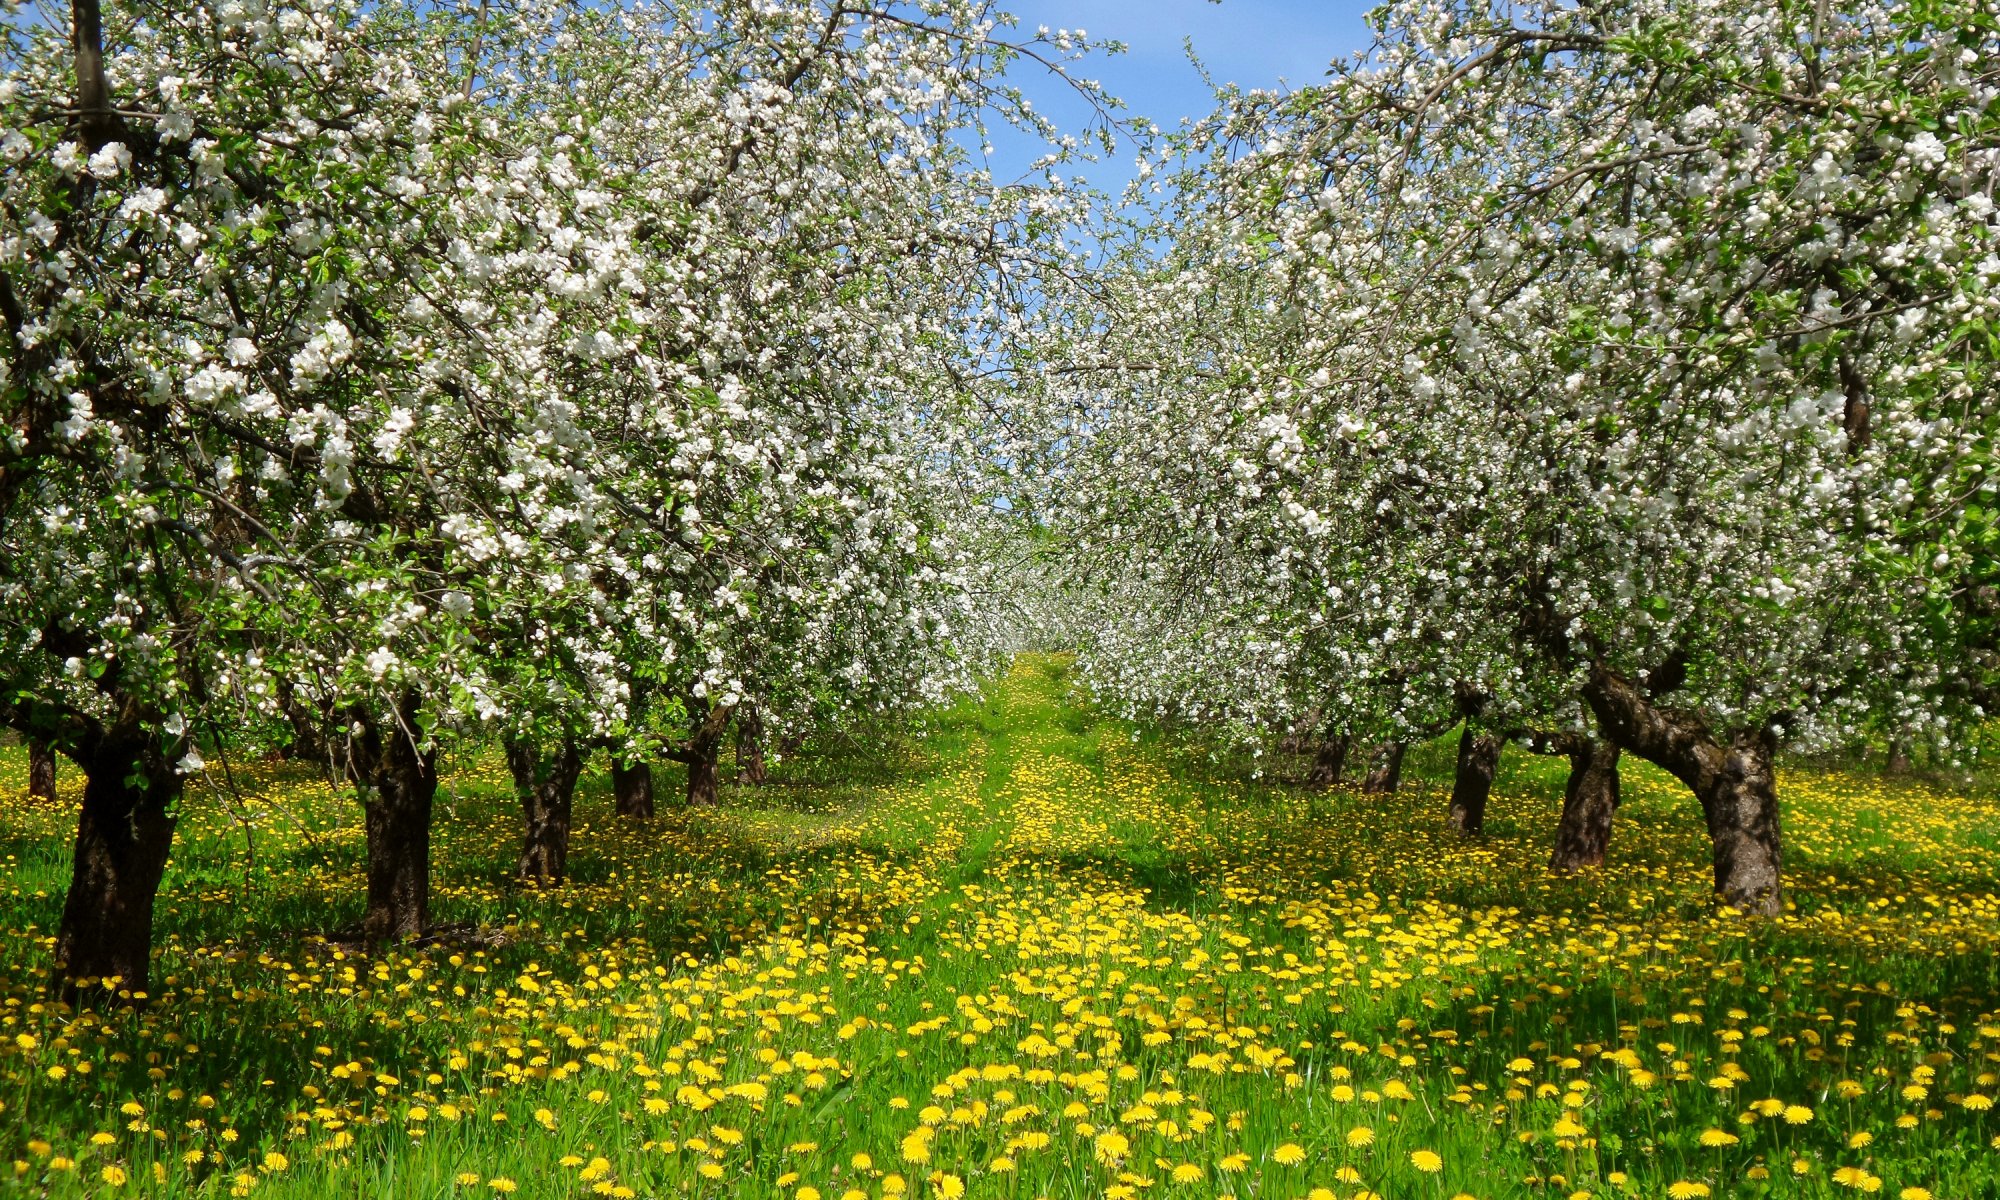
top-left (0, 657), bottom-right (1998, 1197)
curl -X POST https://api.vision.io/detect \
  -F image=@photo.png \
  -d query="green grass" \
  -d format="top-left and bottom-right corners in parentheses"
top-left (0, 658), bottom-right (1996, 1199)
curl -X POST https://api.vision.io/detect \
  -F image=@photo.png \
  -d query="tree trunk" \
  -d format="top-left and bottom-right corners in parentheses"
top-left (1549, 738), bottom-right (1621, 871)
top-left (55, 724), bottom-right (179, 1002)
top-left (687, 747), bottom-right (721, 806)
top-left (28, 735), bottom-right (60, 803)
top-left (736, 705), bottom-right (768, 786)
top-left (680, 699), bottom-right (735, 807)
top-left (1447, 727), bottom-right (1501, 836)
top-left (1307, 733), bottom-right (1349, 789)
top-left (612, 759), bottom-right (654, 818)
top-left (508, 736), bottom-right (584, 885)
top-left (1583, 663), bottom-right (1784, 915)
top-left (276, 682), bottom-right (327, 772)
top-left (1360, 742), bottom-right (1405, 794)
top-left (1884, 741), bottom-right (1911, 775)
top-left (345, 696), bottom-right (436, 944)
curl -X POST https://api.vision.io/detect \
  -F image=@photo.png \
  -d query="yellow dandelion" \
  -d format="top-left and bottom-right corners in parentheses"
top-left (101, 1166), bottom-right (128, 1187)
top-left (1346, 1126), bottom-right (1375, 1148)
top-left (1410, 1149), bottom-right (1443, 1173)
top-left (1698, 1129), bottom-right (1739, 1147)
top-left (1666, 1184), bottom-right (1710, 1200)
top-left (488, 1180), bottom-right (517, 1194)
top-left (1171, 1163), bottom-right (1203, 1184)
top-left (1273, 1143), bottom-right (1306, 1166)
top-left (1782, 1105), bottom-right (1814, 1125)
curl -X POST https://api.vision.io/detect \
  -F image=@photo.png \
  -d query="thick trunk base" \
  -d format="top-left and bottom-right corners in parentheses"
top-left (28, 736), bottom-right (60, 803)
top-left (1549, 740), bottom-right (1621, 871)
top-left (1360, 742), bottom-right (1405, 794)
top-left (612, 760), bottom-right (655, 818)
top-left (509, 737), bottom-right (583, 885)
top-left (1700, 732), bottom-right (1783, 915)
top-left (56, 731), bottom-right (179, 1003)
top-left (1584, 663), bottom-right (1783, 915)
top-left (1448, 728), bottom-right (1501, 836)
top-left (687, 754), bottom-right (721, 807)
top-left (349, 699), bottom-right (436, 945)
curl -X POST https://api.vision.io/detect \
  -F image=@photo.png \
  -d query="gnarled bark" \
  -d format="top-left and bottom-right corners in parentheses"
top-left (1447, 726), bottom-right (1502, 836)
top-left (344, 695), bottom-right (437, 944)
top-left (670, 699), bottom-right (736, 807)
top-left (1307, 733), bottom-right (1350, 789)
top-left (1545, 735), bottom-right (1621, 871)
top-left (611, 759), bottom-right (654, 818)
top-left (28, 735), bottom-right (60, 803)
top-left (1360, 742), bottom-right (1405, 794)
top-left (736, 704), bottom-right (768, 786)
top-left (1583, 662), bottom-right (1783, 914)
top-left (508, 735), bottom-right (584, 885)
top-left (55, 718), bottom-right (179, 1002)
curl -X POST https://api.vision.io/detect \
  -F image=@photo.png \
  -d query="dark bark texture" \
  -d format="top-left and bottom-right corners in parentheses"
top-left (1548, 736), bottom-right (1622, 871)
top-left (55, 720), bottom-right (179, 1001)
top-left (508, 736), bottom-right (584, 885)
top-left (1447, 727), bottom-right (1502, 836)
top-left (28, 735), bottom-right (60, 803)
top-left (1583, 663), bottom-right (1784, 914)
top-left (1360, 742), bottom-right (1405, 794)
top-left (1307, 733), bottom-right (1350, 789)
top-left (674, 699), bottom-right (736, 807)
top-left (345, 696), bottom-right (437, 944)
top-left (736, 705), bottom-right (768, 786)
top-left (612, 760), bottom-right (655, 818)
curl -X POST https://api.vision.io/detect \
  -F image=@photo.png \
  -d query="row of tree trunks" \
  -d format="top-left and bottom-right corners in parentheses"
top-left (1582, 661), bottom-right (1784, 915)
top-left (508, 735), bottom-right (585, 885)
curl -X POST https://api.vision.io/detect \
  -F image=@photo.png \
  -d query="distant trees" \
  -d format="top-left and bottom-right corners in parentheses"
top-left (1053, 0), bottom-right (1999, 912)
top-left (1, 0), bottom-right (1100, 999)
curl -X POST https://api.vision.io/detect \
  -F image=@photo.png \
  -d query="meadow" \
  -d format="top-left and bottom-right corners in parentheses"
top-left (0, 656), bottom-right (1997, 1199)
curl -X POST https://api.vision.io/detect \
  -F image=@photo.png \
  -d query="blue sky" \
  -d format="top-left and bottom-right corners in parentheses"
top-left (986, 0), bottom-right (1380, 192)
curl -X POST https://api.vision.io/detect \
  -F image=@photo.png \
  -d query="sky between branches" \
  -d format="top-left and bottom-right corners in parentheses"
top-left (989, 0), bottom-right (1376, 194)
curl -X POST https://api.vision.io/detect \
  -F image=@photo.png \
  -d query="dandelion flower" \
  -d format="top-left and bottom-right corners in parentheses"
top-left (1346, 1126), bottom-right (1375, 1148)
top-left (1172, 1164), bottom-right (1203, 1184)
top-left (1698, 1129), bottom-right (1739, 1147)
top-left (1667, 1184), bottom-right (1710, 1200)
top-left (488, 1180), bottom-right (517, 1194)
top-left (1410, 1149), bottom-right (1443, 1173)
top-left (101, 1166), bottom-right (128, 1186)
top-left (1273, 1143), bottom-right (1306, 1166)
top-left (1782, 1105), bottom-right (1814, 1125)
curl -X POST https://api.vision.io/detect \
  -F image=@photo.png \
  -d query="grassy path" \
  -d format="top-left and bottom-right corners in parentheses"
top-left (0, 657), bottom-right (1998, 1198)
